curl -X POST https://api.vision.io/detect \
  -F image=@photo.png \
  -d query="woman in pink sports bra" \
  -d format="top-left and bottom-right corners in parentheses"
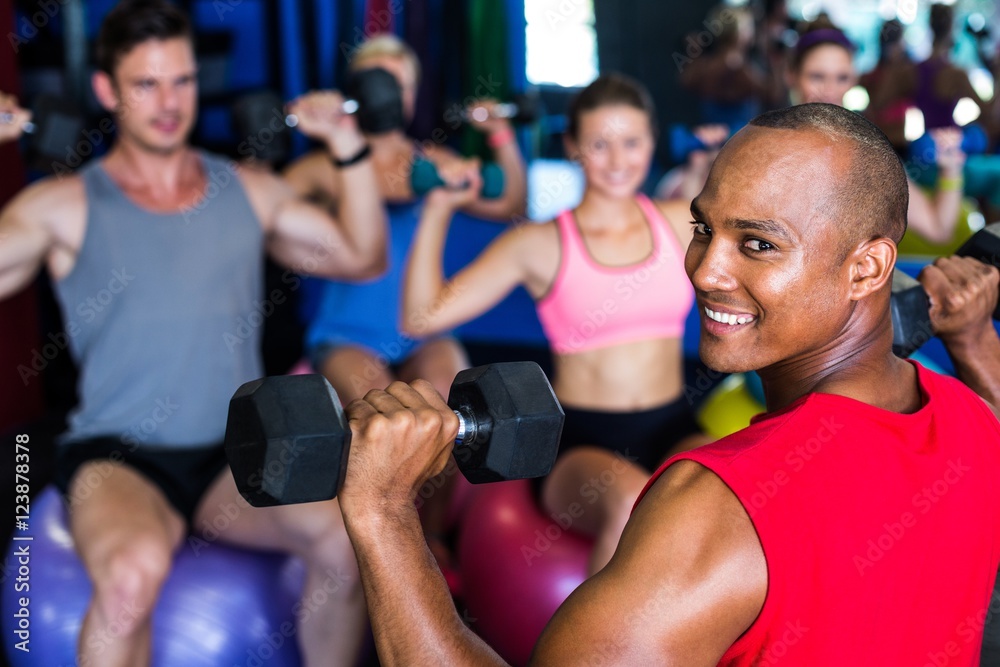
top-left (402, 74), bottom-right (709, 574)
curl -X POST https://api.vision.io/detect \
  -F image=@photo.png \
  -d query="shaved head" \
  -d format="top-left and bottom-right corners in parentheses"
top-left (748, 103), bottom-right (909, 258)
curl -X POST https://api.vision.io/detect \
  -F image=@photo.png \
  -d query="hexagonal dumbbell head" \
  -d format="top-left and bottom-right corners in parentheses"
top-left (225, 374), bottom-right (349, 507)
top-left (448, 362), bottom-right (563, 483)
top-left (956, 221), bottom-right (1000, 319)
top-left (891, 269), bottom-right (933, 358)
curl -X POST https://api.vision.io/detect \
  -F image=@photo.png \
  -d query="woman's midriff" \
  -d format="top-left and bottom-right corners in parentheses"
top-left (551, 337), bottom-right (686, 411)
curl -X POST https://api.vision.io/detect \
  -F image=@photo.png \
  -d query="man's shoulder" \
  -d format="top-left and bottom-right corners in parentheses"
top-left (11, 172), bottom-right (86, 219)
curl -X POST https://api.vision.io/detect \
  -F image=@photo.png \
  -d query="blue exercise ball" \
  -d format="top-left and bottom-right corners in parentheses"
top-left (2, 487), bottom-right (304, 666)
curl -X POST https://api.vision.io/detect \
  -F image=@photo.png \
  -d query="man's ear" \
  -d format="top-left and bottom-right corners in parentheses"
top-left (847, 237), bottom-right (896, 301)
top-left (92, 70), bottom-right (119, 114)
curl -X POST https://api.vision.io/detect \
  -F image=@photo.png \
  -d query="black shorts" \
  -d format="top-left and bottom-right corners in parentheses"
top-left (558, 397), bottom-right (702, 472)
top-left (53, 438), bottom-right (228, 524)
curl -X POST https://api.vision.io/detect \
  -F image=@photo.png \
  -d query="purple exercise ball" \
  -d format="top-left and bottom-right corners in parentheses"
top-left (2, 487), bottom-right (304, 666)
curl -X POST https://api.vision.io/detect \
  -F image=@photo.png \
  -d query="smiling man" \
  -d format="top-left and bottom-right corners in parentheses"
top-left (336, 103), bottom-right (1000, 665)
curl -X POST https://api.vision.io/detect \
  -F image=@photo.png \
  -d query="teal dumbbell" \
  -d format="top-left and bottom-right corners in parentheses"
top-left (410, 157), bottom-right (504, 199)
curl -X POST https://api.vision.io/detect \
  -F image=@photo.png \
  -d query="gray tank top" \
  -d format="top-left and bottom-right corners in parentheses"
top-left (55, 152), bottom-right (265, 449)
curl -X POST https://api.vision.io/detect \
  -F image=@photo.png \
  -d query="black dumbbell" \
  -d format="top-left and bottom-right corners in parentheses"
top-left (892, 222), bottom-right (1000, 357)
top-left (0, 94), bottom-right (86, 164)
top-left (232, 67), bottom-right (405, 162)
top-left (277, 68), bottom-right (406, 135)
top-left (224, 361), bottom-right (564, 507)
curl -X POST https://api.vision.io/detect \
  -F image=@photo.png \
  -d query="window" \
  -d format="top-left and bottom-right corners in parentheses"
top-left (525, 0), bottom-right (599, 87)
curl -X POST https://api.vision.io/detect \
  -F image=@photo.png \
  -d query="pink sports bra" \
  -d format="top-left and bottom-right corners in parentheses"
top-left (536, 195), bottom-right (694, 355)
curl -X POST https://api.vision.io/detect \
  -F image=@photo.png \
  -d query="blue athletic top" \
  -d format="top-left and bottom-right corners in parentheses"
top-left (304, 200), bottom-right (428, 364)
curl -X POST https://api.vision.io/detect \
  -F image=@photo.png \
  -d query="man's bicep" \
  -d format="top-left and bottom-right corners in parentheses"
top-left (530, 461), bottom-right (767, 666)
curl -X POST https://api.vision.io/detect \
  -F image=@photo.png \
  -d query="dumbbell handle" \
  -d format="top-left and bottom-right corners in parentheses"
top-left (0, 112), bottom-right (35, 134)
top-left (464, 103), bottom-right (519, 123)
top-left (283, 99), bottom-right (360, 128)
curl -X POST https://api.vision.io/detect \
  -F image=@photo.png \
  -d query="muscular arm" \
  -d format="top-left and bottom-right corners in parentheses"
top-left (282, 150), bottom-right (338, 202)
top-left (532, 460), bottom-right (765, 665)
top-left (655, 197), bottom-right (697, 253)
top-left (0, 180), bottom-right (61, 299)
top-left (920, 257), bottom-right (1000, 414)
top-left (458, 136), bottom-right (528, 221)
top-left (251, 151), bottom-right (387, 280)
top-left (907, 177), bottom-right (961, 246)
top-left (341, 443), bottom-right (766, 666)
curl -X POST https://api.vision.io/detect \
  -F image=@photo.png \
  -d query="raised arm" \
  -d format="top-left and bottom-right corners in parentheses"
top-left (0, 181), bottom-right (56, 299)
top-left (458, 100), bottom-right (528, 221)
top-left (251, 91), bottom-right (387, 280)
top-left (401, 161), bottom-right (549, 338)
top-left (655, 197), bottom-right (697, 253)
top-left (906, 128), bottom-right (966, 245)
top-left (338, 381), bottom-right (766, 666)
top-left (920, 255), bottom-right (1000, 416)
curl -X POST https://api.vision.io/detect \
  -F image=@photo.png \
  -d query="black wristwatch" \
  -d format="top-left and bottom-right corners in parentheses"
top-left (330, 144), bottom-right (371, 168)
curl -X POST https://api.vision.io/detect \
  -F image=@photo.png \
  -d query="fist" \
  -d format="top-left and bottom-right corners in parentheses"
top-left (0, 92), bottom-right (31, 145)
top-left (425, 156), bottom-right (483, 210)
top-left (919, 255), bottom-right (999, 345)
top-left (286, 90), bottom-right (363, 155)
top-left (930, 127), bottom-right (966, 176)
top-left (340, 380), bottom-right (459, 512)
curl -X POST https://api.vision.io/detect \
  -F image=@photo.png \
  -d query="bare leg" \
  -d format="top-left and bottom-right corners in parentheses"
top-left (539, 447), bottom-right (651, 575)
top-left (397, 338), bottom-right (470, 544)
top-left (318, 345), bottom-right (395, 404)
top-left (195, 469), bottom-right (365, 667)
top-left (67, 461), bottom-right (186, 667)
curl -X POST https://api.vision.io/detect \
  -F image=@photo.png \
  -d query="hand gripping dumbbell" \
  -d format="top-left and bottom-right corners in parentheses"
top-left (410, 157), bottom-right (505, 199)
top-left (892, 222), bottom-right (1000, 357)
top-left (232, 67), bottom-right (405, 162)
top-left (909, 123), bottom-right (988, 164)
top-left (0, 93), bottom-right (86, 163)
top-left (462, 93), bottom-right (541, 125)
top-left (224, 361), bottom-right (564, 507)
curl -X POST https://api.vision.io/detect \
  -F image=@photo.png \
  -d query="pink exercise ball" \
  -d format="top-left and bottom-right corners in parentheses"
top-left (457, 479), bottom-right (592, 666)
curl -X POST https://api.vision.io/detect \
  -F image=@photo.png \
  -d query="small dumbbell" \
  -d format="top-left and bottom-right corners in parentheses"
top-left (410, 157), bottom-right (505, 199)
top-left (462, 93), bottom-right (541, 125)
top-left (892, 222), bottom-right (1000, 357)
top-left (909, 123), bottom-right (988, 163)
top-left (1, 94), bottom-right (86, 164)
top-left (232, 68), bottom-right (405, 162)
top-left (224, 361), bottom-right (564, 507)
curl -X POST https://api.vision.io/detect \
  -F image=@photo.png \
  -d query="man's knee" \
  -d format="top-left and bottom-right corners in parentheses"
top-left (90, 537), bottom-right (172, 628)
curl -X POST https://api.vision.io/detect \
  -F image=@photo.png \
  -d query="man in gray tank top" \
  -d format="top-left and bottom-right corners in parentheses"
top-left (0, 2), bottom-right (385, 665)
